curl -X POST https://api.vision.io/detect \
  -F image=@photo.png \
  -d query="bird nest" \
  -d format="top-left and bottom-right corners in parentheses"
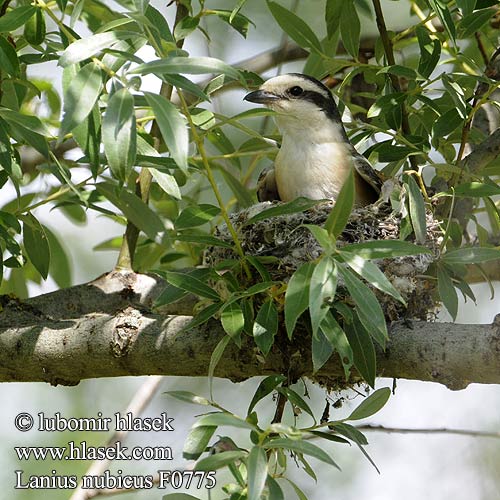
top-left (204, 201), bottom-right (442, 321)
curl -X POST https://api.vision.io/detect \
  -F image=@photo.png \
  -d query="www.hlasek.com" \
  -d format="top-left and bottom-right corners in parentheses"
top-left (13, 412), bottom-right (216, 491)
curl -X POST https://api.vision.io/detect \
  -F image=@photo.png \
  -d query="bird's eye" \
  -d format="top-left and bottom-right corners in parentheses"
top-left (288, 86), bottom-right (304, 97)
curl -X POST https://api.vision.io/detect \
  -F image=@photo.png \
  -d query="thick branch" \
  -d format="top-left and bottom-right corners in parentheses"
top-left (0, 271), bottom-right (498, 390)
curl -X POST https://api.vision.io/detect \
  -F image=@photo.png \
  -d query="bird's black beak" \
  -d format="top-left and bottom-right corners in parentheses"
top-left (244, 90), bottom-right (280, 104)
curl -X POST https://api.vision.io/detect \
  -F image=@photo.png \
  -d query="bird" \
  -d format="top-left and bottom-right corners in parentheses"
top-left (243, 73), bottom-right (381, 205)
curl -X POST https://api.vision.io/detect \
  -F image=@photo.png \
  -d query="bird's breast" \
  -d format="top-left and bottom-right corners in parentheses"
top-left (275, 139), bottom-right (352, 202)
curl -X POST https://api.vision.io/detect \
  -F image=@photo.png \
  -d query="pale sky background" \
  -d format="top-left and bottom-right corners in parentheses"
top-left (1, 1), bottom-right (499, 498)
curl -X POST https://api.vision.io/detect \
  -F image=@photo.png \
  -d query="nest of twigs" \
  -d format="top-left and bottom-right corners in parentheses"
top-left (204, 201), bottom-right (442, 321)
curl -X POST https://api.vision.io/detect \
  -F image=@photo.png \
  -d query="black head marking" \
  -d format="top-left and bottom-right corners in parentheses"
top-left (286, 73), bottom-right (347, 139)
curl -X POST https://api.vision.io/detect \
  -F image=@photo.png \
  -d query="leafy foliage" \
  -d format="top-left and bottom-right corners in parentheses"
top-left (0, 0), bottom-right (499, 496)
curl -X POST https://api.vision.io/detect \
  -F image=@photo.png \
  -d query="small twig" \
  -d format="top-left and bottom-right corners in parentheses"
top-left (355, 424), bottom-right (500, 439)
top-left (69, 376), bottom-right (164, 500)
top-left (371, 0), bottom-right (417, 170)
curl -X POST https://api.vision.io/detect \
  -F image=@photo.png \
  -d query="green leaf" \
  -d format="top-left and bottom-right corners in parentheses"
top-left (428, 0), bottom-right (456, 43)
top-left (0, 36), bottom-right (19, 77)
top-left (325, 168), bottom-right (355, 237)
top-left (173, 16), bottom-right (199, 40)
top-left (210, 9), bottom-right (254, 38)
top-left (22, 213), bottom-right (50, 279)
top-left (24, 8), bottom-right (46, 46)
top-left (267, 1), bottom-right (323, 54)
top-left (367, 92), bottom-right (406, 119)
top-left (459, 8), bottom-right (496, 38)
top-left (150, 168), bottom-right (181, 200)
top-left (173, 233), bottom-right (233, 249)
top-left (432, 108), bottom-right (462, 138)
top-left (247, 375), bottom-right (286, 415)
top-left (175, 204), bottom-right (220, 229)
top-left (377, 65), bottom-right (417, 80)
top-left (161, 73), bottom-right (209, 101)
top-left (309, 257), bottom-right (338, 336)
top-left (340, 251), bottom-right (405, 304)
top-left (267, 476), bottom-right (285, 500)
top-left (442, 247), bottom-right (500, 264)
top-left (344, 314), bottom-right (376, 388)
top-left (453, 182), bottom-right (500, 197)
top-left (45, 226), bottom-right (72, 288)
top-left (302, 224), bottom-right (333, 251)
top-left (406, 175), bottom-right (427, 244)
top-left (285, 262), bottom-right (315, 339)
top-left (164, 391), bottom-right (211, 406)
top-left (247, 447), bottom-right (268, 500)
top-left (320, 312), bottom-right (353, 378)
top-left (0, 6), bottom-right (36, 33)
top-left (437, 264), bottom-right (458, 320)
top-left (263, 438), bottom-right (340, 469)
top-left (417, 28), bottom-right (441, 79)
top-left (340, 0), bottom-right (360, 58)
top-left (208, 334), bottom-right (230, 398)
top-left (195, 450), bottom-right (246, 471)
top-left (338, 266), bottom-right (388, 348)
top-left (253, 300), bottom-right (278, 356)
top-left (245, 197), bottom-right (320, 225)
top-left (312, 326), bottom-right (335, 373)
top-left (183, 425), bottom-right (216, 460)
top-left (341, 240), bottom-right (432, 259)
top-left (144, 92), bottom-right (188, 172)
top-left (219, 168), bottom-right (254, 208)
top-left (347, 387), bottom-right (391, 420)
top-left (60, 62), bottom-right (103, 140)
top-left (195, 412), bottom-right (256, 430)
top-left (132, 56), bottom-right (242, 82)
top-left (102, 87), bottom-right (136, 182)
top-left (165, 271), bottom-right (219, 301)
top-left (325, 0), bottom-right (343, 39)
top-left (96, 183), bottom-right (166, 241)
top-left (277, 387), bottom-right (316, 423)
top-left (59, 31), bottom-right (138, 66)
top-left (456, 0), bottom-right (477, 16)
top-left (221, 302), bottom-right (245, 340)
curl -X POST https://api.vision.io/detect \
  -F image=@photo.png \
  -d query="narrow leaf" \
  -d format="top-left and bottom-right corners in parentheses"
top-left (60, 62), bottom-right (103, 140)
top-left (247, 375), bottom-right (286, 415)
top-left (247, 447), bottom-right (268, 500)
top-left (340, 251), bottom-right (405, 303)
top-left (338, 266), bottom-right (388, 348)
top-left (437, 264), bottom-right (458, 320)
top-left (442, 247), bottom-right (500, 264)
top-left (344, 314), bottom-right (376, 388)
top-left (347, 387), bottom-right (391, 420)
top-left (144, 92), bottom-right (188, 172)
top-left (267, 1), bottom-right (322, 54)
top-left (195, 450), bottom-right (246, 471)
top-left (165, 271), bottom-right (220, 301)
top-left (22, 214), bottom-right (50, 279)
top-left (285, 261), bottom-right (315, 339)
top-left (341, 240), bottom-right (431, 259)
top-left (263, 438), bottom-right (340, 469)
top-left (325, 168), bottom-right (355, 237)
top-left (406, 175), bottom-right (427, 244)
top-left (253, 300), bottom-right (278, 356)
top-left (102, 87), bottom-right (136, 181)
top-left (246, 197), bottom-right (320, 225)
top-left (309, 257), bottom-right (338, 336)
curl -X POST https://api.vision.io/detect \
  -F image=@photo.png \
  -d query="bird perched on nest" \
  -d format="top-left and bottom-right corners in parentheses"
top-left (244, 73), bottom-right (382, 206)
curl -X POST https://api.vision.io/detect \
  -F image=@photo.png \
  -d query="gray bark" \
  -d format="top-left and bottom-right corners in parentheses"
top-left (0, 270), bottom-right (498, 390)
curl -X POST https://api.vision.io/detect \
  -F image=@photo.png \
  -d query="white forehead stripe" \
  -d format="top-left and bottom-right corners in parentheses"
top-left (260, 74), bottom-right (330, 99)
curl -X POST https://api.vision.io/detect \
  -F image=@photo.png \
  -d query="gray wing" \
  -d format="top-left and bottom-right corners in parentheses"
top-left (351, 151), bottom-right (383, 193)
top-left (257, 167), bottom-right (280, 202)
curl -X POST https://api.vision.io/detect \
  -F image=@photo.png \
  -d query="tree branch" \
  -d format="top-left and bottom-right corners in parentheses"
top-left (0, 271), bottom-right (499, 390)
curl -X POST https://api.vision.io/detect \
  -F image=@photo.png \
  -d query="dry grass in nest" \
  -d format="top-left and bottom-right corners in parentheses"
top-left (205, 201), bottom-right (442, 321)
